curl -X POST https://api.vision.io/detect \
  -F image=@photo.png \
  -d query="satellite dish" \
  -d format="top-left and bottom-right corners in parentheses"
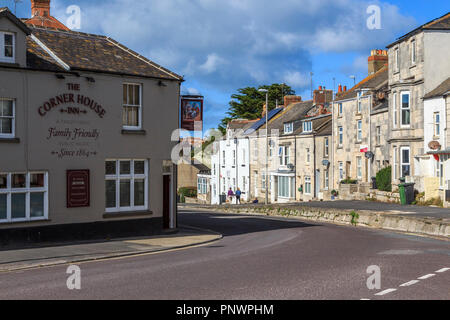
top-left (428, 141), bottom-right (441, 150)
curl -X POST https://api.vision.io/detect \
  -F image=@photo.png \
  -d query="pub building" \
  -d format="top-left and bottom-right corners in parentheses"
top-left (0, 1), bottom-right (182, 242)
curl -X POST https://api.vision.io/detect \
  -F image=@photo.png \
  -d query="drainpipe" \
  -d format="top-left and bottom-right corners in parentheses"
top-left (313, 133), bottom-right (317, 198)
top-left (368, 93), bottom-right (372, 183)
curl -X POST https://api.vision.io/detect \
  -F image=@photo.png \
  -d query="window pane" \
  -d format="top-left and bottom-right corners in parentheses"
top-left (120, 180), bottom-right (130, 207)
top-left (128, 84), bottom-right (134, 105)
top-left (127, 107), bottom-right (138, 126)
top-left (134, 85), bottom-right (140, 105)
top-left (120, 161), bottom-right (130, 175)
top-left (11, 193), bottom-right (26, 219)
top-left (134, 179), bottom-right (145, 206)
top-left (402, 149), bottom-right (409, 164)
top-left (1, 100), bottom-right (13, 116)
top-left (30, 173), bottom-right (44, 188)
top-left (0, 194), bottom-right (6, 220)
top-left (30, 193), bottom-right (44, 218)
top-left (123, 84), bottom-right (127, 105)
top-left (12, 174), bottom-right (26, 188)
top-left (134, 161), bottom-right (145, 174)
top-left (122, 107), bottom-right (128, 126)
top-left (0, 174), bottom-right (7, 189)
top-left (4, 34), bottom-right (13, 45)
top-left (105, 180), bottom-right (116, 208)
top-left (1, 118), bottom-right (12, 134)
top-left (105, 161), bottom-right (116, 175)
top-left (402, 110), bottom-right (410, 125)
top-left (4, 45), bottom-right (13, 58)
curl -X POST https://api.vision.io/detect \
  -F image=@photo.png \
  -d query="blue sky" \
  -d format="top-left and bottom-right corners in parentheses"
top-left (7, 0), bottom-right (449, 134)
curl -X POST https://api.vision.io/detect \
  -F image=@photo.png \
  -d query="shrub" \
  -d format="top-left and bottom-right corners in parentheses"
top-left (340, 178), bottom-right (357, 184)
top-left (376, 166), bottom-right (392, 192)
top-left (178, 187), bottom-right (197, 198)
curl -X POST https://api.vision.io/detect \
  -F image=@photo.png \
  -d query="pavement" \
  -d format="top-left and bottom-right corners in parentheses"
top-left (0, 209), bottom-right (448, 299)
top-left (0, 226), bottom-right (222, 272)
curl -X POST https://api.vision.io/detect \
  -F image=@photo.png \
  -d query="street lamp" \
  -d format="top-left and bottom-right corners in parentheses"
top-left (258, 88), bottom-right (269, 205)
top-left (349, 75), bottom-right (356, 86)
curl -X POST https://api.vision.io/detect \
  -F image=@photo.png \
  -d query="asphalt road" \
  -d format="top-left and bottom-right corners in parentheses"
top-left (0, 209), bottom-right (449, 300)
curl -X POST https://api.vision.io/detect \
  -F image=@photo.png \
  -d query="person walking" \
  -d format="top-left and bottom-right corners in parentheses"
top-left (227, 188), bottom-right (234, 203)
top-left (235, 188), bottom-right (242, 204)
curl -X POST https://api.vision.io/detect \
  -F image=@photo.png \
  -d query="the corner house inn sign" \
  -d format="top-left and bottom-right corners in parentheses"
top-left (38, 83), bottom-right (107, 118)
top-left (39, 83), bottom-right (106, 159)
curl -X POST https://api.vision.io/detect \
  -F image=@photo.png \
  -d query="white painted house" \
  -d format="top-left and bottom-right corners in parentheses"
top-left (210, 120), bottom-right (255, 204)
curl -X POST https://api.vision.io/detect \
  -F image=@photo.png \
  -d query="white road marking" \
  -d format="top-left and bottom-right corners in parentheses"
top-left (435, 268), bottom-right (449, 273)
top-left (418, 274), bottom-right (435, 280)
top-left (360, 298), bottom-right (371, 300)
top-left (375, 288), bottom-right (397, 296)
top-left (400, 280), bottom-right (419, 287)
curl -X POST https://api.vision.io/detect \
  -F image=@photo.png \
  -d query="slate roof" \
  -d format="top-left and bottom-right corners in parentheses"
top-left (27, 27), bottom-right (182, 80)
top-left (423, 77), bottom-right (450, 99)
top-left (260, 100), bottom-right (314, 135)
top-left (0, 8), bottom-right (182, 81)
top-left (335, 66), bottom-right (388, 101)
top-left (387, 12), bottom-right (450, 48)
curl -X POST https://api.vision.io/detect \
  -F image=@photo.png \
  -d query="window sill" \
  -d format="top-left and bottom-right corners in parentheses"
top-left (0, 218), bottom-right (50, 225)
top-left (122, 129), bottom-right (146, 135)
top-left (103, 210), bottom-right (153, 219)
top-left (409, 64), bottom-right (416, 69)
top-left (0, 62), bottom-right (19, 68)
top-left (0, 137), bottom-right (20, 143)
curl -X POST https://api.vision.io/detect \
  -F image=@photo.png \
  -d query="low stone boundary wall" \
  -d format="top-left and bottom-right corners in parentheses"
top-left (181, 204), bottom-right (450, 239)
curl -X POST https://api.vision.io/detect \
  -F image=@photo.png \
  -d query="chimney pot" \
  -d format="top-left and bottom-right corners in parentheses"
top-left (338, 84), bottom-right (342, 93)
top-left (343, 86), bottom-right (347, 92)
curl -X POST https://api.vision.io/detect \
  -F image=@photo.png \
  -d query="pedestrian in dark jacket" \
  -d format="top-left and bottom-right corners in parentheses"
top-left (235, 188), bottom-right (242, 204)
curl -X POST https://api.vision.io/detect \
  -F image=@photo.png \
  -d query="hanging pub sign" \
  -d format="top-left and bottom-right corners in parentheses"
top-left (181, 95), bottom-right (203, 131)
top-left (67, 170), bottom-right (90, 208)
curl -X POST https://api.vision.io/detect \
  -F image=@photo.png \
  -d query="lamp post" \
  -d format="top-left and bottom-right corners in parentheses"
top-left (349, 75), bottom-right (356, 86)
top-left (258, 88), bottom-right (269, 205)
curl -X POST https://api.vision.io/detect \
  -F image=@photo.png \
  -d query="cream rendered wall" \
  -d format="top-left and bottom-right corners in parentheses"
top-left (0, 68), bottom-right (180, 229)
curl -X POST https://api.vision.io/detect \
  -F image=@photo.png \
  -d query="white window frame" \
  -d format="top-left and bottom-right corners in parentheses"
top-left (284, 122), bottom-right (293, 134)
top-left (338, 126), bottom-right (343, 146)
top-left (339, 162), bottom-right (344, 181)
top-left (0, 98), bottom-right (15, 138)
top-left (279, 145), bottom-right (290, 166)
top-left (324, 170), bottom-right (329, 190)
top-left (306, 148), bottom-right (311, 163)
top-left (222, 150), bottom-right (226, 166)
top-left (411, 39), bottom-right (416, 65)
top-left (357, 157), bottom-right (362, 180)
top-left (324, 137), bottom-right (329, 157)
top-left (393, 147), bottom-right (398, 180)
top-left (105, 159), bottom-right (148, 213)
top-left (338, 103), bottom-right (343, 116)
top-left (400, 92), bottom-right (411, 127)
top-left (0, 172), bottom-right (48, 223)
top-left (197, 177), bottom-right (208, 194)
top-left (434, 112), bottom-right (440, 137)
top-left (232, 150), bottom-right (236, 166)
top-left (357, 120), bottom-right (362, 142)
top-left (400, 147), bottom-right (411, 178)
top-left (0, 32), bottom-right (15, 63)
top-left (278, 176), bottom-right (295, 198)
top-left (122, 83), bottom-right (143, 130)
top-left (303, 121), bottom-right (312, 133)
top-left (304, 176), bottom-right (312, 195)
top-left (393, 92), bottom-right (398, 128)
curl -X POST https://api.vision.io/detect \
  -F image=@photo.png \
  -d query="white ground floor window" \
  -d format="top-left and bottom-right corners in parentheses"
top-left (198, 177), bottom-right (208, 194)
top-left (105, 159), bottom-right (148, 212)
top-left (278, 176), bottom-right (295, 198)
top-left (304, 176), bottom-right (311, 195)
top-left (0, 172), bottom-right (48, 223)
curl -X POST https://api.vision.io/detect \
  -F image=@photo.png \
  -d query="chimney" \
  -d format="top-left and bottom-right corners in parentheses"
top-left (26, 0), bottom-right (70, 30)
top-left (31, 0), bottom-right (51, 17)
top-left (338, 84), bottom-right (342, 93)
top-left (313, 86), bottom-right (333, 105)
top-left (343, 86), bottom-right (347, 92)
top-left (283, 95), bottom-right (302, 108)
top-left (368, 49), bottom-right (388, 75)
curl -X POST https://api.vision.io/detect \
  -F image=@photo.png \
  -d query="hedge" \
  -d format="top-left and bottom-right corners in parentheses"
top-left (376, 166), bottom-right (392, 192)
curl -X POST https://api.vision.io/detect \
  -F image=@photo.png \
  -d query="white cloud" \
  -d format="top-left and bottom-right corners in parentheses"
top-left (55, 0), bottom-right (415, 93)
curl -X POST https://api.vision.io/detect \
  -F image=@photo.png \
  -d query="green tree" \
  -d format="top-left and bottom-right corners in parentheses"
top-left (219, 83), bottom-right (295, 133)
top-left (376, 166), bottom-right (392, 192)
